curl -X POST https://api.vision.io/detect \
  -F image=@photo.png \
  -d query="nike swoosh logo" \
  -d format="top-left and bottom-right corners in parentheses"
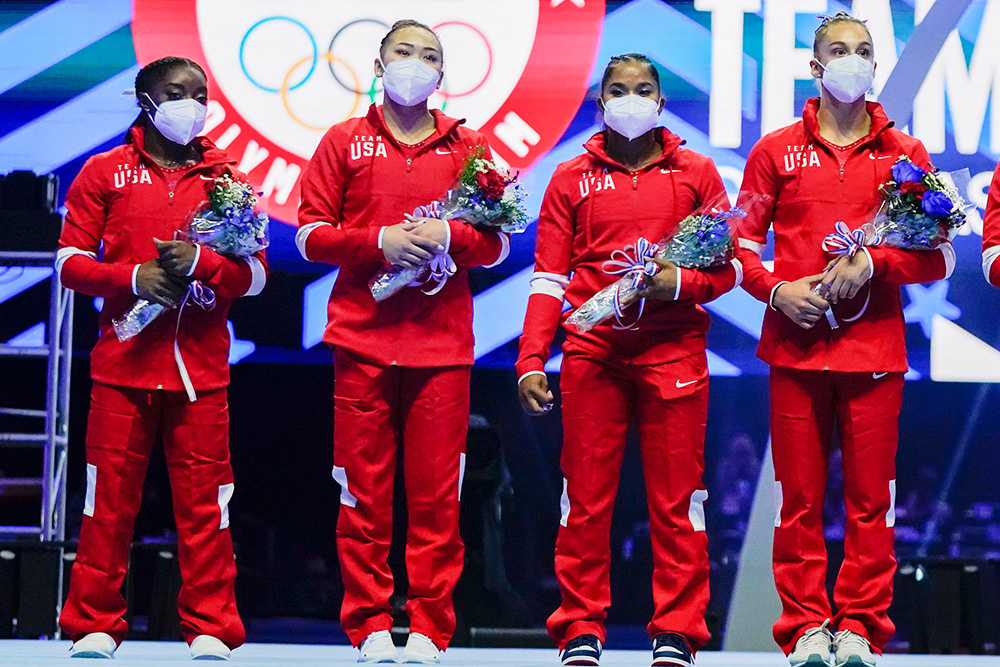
top-left (199, 174), bottom-right (215, 180)
top-left (660, 168), bottom-right (683, 173)
top-left (873, 372), bottom-right (888, 379)
top-left (435, 148), bottom-right (453, 155)
top-left (868, 154), bottom-right (893, 160)
top-left (676, 379), bottom-right (698, 388)
top-left (656, 646), bottom-right (686, 655)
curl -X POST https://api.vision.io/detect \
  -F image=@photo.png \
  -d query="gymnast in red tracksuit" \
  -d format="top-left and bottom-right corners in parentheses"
top-left (735, 15), bottom-right (955, 667)
top-left (982, 161), bottom-right (1000, 287)
top-left (517, 54), bottom-right (741, 667)
top-left (295, 20), bottom-right (508, 664)
top-left (56, 57), bottom-right (266, 660)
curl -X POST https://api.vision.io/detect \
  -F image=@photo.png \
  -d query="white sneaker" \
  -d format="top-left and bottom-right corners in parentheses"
top-left (358, 630), bottom-right (398, 663)
top-left (190, 635), bottom-right (231, 660)
top-left (401, 633), bottom-right (441, 664)
top-left (70, 632), bottom-right (116, 659)
top-left (789, 620), bottom-right (833, 667)
top-left (833, 629), bottom-right (876, 667)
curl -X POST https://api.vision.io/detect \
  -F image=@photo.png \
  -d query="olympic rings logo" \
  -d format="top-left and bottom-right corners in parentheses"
top-left (238, 16), bottom-right (495, 131)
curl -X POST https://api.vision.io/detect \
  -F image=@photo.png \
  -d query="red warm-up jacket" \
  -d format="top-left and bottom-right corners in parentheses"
top-left (981, 160), bottom-right (1000, 287)
top-left (297, 105), bottom-right (508, 367)
top-left (515, 129), bottom-right (741, 379)
top-left (736, 99), bottom-right (954, 372)
top-left (57, 125), bottom-right (268, 391)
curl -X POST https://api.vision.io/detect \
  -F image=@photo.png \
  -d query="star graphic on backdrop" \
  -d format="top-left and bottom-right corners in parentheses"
top-left (903, 281), bottom-right (961, 339)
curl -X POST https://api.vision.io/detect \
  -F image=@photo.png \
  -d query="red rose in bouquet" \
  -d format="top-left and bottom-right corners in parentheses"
top-left (475, 170), bottom-right (507, 201)
top-left (899, 180), bottom-right (927, 198)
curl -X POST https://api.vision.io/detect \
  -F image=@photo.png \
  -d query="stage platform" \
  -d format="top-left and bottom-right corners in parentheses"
top-left (0, 641), bottom-right (996, 666)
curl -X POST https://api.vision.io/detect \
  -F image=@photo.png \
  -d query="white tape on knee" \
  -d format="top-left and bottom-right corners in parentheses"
top-left (773, 481), bottom-right (783, 528)
top-left (688, 489), bottom-right (708, 532)
top-left (218, 483), bottom-right (234, 530)
top-left (84, 464), bottom-right (97, 518)
top-left (332, 466), bottom-right (358, 508)
top-left (560, 478), bottom-right (571, 527)
top-left (886, 479), bottom-right (896, 528)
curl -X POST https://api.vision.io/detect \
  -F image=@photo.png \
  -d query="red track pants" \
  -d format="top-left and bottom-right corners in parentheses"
top-left (770, 368), bottom-right (904, 655)
top-left (547, 352), bottom-right (712, 652)
top-left (59, 382), bottom-right (244, 648)
top-left (332, 348), bottom-right (470, 650)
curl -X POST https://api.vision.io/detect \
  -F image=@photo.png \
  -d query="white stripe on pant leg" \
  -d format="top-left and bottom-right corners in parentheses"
top-left (886, 479), bottom-right (896, 528)
top-left (84, 464), bottom-right (97, 517)
top-left (332, 466), bottom-right (357, 508)
top-left (773, 481), bottom-right (783, 528)
top-left (458, 452), bottom-right (466, 501)
top-left (559, 478), bottom-right (571, 527)
top-left (688, 489), bottom-right (709, 532)
top-left (218, 483), bottom-right (234, 530)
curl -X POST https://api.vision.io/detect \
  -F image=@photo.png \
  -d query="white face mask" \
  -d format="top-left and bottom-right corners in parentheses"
top-left (379, 57), bottom-right (440, 107)
top-left (816, 54), bottom-right (875, 103)
top-left (602, 95), bottom-right (661, 141)
top-left (144, 94), bottom-right (207, 146)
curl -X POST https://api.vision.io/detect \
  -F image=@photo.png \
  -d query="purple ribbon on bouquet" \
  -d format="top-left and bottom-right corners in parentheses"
top-left (408, 202), bottom-right (457, 294)
top-left (173, 281), bottom-right (216, 403)
top-left (602, 237), bottom-right (660, 330)
top-left (822, 221), bottom-right (876, 257)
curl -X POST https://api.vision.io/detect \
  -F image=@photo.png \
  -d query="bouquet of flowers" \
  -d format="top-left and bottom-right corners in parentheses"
top-left (823, 157), bottom-right (969, 258)
top-left (868, 156), bottom-right (969, 249)
top-left (112, 175), bottom-right (269, 341)
top-left (369, 145), bottom-right (529, 302)
top-left (565, 203), bottom-right (743, 334)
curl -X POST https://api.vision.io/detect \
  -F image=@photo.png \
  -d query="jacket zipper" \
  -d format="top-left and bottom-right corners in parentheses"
top-left (631, 172), bottom-right (638, 190)
top-left (406, 157), bottom-right (412, 173)
top-left (835, 152), bottom-right (848, 182)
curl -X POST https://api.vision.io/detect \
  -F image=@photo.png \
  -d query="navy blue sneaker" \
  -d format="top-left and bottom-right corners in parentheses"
top-left (652, 632), bottom-right (694, 667)
top-left (561, 634), bottom-right (602, 666)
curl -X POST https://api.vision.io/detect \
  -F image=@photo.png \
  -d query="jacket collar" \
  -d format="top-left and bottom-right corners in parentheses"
top-left (801, 97), bottom-right (894, 147)
top-left (365, 104), bottom-right (465, 151)
top-left (582, 127), bottom-right (685, 171)
top-left (127, 124), bottom-right (236, 172)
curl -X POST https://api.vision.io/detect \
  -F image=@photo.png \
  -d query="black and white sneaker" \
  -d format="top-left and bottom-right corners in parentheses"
top-left (652, 633), bottom-right (694, 667)
top-left (561, 634), bottom-right (602, 666)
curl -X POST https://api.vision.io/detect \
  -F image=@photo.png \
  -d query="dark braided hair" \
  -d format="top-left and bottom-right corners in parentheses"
top-left (124, 56), bottom-right (206, 143)
top-left (379, 19), bottom-right (443, 61)
top-left (813, 12), bottom-right (871, 55)
top-left (601, 53), bottom-right (660, 93)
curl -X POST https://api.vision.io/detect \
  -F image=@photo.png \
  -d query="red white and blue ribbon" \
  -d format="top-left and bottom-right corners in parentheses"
top-left (173, 281), bottom-right (216, 403)
top-left (818, 222), bottom-right (876, 329)
top-left (821, 221), bottom-right (875, 257)
top-left (602, 237), bottom-right (660, 330)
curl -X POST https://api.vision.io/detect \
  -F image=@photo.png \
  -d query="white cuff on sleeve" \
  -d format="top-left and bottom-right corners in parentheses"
top-left (54, 247), bottom-right (97, 276)
top-left (442, 221), bottom-right (452, 255)
top-left (529, 272), bottom-right (569, 301)
top-left (131, 264), bottom-right (141, 296)
top-left (983, 245), bottom-right (1000, 283)
top-left (377, 226), bottom-right (388, 250)
top-left (186, 244), bottom-right (202, 277)
top-left (483, 232), bottom-right (510, 269)
top-left (738, 237), bottom-right (765, 255)
top-left (242, 256), bottom-right (267, 296)
top-left (861, 247), bottom-right (875, 281)
top-left (673, 266), bottom-right (682, 301)
top-left (518, 370), bottom-right (546, 384)
top-left (939, 242), bottom-right (956, 279)
top-left (731, 258), bottom-right (744, 288)
top-left (768, 280), bottom-right (789, 310)
top-left (295, 222), bottom-right (332, 261)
